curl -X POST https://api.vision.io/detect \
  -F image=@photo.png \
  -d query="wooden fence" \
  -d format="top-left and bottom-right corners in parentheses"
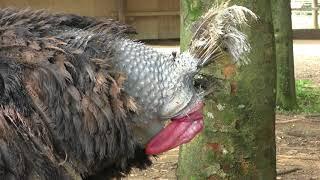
top-left (292, 0), bottom-right (320, 39)
top-left (0, 0), bottom-right (180, 40)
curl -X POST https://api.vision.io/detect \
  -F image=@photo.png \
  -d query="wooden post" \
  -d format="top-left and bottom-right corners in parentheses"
top-left (313, 0), bottom-right (319, 29)
top-left (118, 0), bottom-right (125, 23)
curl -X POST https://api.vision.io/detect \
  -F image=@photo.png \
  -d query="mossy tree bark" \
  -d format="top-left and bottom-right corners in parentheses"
top-left (272, 0), bottom-right (298, 110)
top-left (177, 0), bottom-right (277, 179)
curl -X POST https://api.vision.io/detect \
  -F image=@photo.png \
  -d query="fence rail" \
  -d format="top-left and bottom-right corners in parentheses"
top-left (291, 0), bottom-right (320, 39)
top-left (312, 0), bottom-right (319, 28)
top-left (292, 0), bottom-right (319, 29)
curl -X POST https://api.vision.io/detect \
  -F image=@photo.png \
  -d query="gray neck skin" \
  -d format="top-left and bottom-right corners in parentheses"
top-left (110, 39), bottom-right (201, 143)
top-left (62, 31), bottom-right (200, 144)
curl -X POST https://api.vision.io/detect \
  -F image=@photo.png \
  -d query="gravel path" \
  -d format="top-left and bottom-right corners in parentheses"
top-left (293, 40), bottom-right (320, 86)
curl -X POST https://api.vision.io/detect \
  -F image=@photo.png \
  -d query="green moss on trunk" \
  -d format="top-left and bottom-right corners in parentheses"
top-left (272, 0), bottom-right (297, 110)
top-left (177, 0), bottom-right (277, 179)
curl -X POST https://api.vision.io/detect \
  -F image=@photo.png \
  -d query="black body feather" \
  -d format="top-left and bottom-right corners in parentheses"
top-left (0, 8), bottom-right (150, 180)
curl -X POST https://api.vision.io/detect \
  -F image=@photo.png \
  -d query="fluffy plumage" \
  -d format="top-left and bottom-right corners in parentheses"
top-left (0, 8), bottom-right (149, 180)
top-left (188, 3), bottom-right (257, 66)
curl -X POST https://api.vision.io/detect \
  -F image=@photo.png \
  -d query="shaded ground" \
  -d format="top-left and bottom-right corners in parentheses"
top-left (125, 40), bottom-right (320, 179)
top-left (125, 148), bottom-right (179, 180)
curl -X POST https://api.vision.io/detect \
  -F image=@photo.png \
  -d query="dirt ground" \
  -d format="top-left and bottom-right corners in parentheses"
top-left (124, 40), bottom-right (320, 180)
top-left (276, 114), bottom-right (320, 180)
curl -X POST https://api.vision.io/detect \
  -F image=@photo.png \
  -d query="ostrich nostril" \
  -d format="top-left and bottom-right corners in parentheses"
top-left (172, 51), bottom-right (177, 58)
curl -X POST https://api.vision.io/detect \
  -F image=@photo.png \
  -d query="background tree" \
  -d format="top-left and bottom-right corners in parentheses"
top-left (177, 0), bottom-right (277, 179)
top-left (272, 0), bottom-right (298, 110)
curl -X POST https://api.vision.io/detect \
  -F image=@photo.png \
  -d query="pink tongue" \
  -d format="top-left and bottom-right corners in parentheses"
top-left (145, 108), bottom-right (204, 155)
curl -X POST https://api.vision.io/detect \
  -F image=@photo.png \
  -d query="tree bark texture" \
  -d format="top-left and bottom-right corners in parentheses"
top-left (272, 0), bottom-right (298, 110)
top-left (177, 0), bottom-right (277, 179)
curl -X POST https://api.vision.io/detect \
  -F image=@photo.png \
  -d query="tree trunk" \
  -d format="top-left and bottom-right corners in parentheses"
top-left (177, 0), bottom-right (277, 179)
top-left (272, 0), bottom-right (298, 110)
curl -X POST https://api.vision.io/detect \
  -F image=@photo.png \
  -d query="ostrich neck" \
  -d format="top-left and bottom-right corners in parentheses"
top-left (111, 39), bottom-right (179, 121)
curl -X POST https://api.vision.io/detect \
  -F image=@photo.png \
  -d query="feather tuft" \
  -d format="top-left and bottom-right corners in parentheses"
top-left (188, 2), bottom-right (257, 66)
